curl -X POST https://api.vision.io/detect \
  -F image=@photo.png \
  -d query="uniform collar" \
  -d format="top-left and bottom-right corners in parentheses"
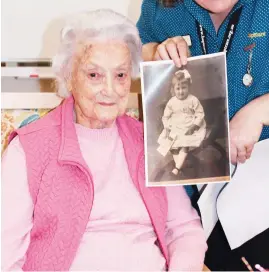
top-left (239, 0), bottom-right (254, 4)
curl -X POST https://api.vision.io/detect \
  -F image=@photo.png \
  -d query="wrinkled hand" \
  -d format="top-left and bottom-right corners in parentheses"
top-left (185, 124), bottom-right (199, 135)
top-left (230, 104), bottom-right (263, 165)
top-left (154, 36), bottom-right (191, 67)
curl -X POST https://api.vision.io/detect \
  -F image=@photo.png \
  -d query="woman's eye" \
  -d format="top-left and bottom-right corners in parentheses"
top-left (89, 73), bottom-right (99, 78)
top-left (88, 72), bottom-right (102, 80)
top-left (117, 73), bottom-right (127, 80)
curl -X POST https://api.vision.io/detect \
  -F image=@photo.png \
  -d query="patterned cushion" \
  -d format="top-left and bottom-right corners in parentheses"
top-left (1, 108), bottom-right (139, 154)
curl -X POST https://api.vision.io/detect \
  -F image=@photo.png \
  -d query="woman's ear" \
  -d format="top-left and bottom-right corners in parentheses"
top-left (63, 60), bottom-right (74, 94)
top-left (61, 26), bottom-right (76, 42)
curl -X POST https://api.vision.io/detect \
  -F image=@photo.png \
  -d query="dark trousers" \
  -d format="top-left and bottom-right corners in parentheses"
top-left (205, 221), bottom-right (269, 271)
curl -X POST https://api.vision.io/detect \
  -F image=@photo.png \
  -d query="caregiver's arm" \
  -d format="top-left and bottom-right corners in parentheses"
top-left (165, 187), bottom-right (207, 271)
top-left (258, 93), bottom-right (269, 125)
top-left (230, 93), bottom-right (269, 164)
top-left (142, 42), bottom-right (159, 61)
top-left (244, 93), bottom-right (269, 125)
top-left (1, 137), bottom-right (33, 271)
top-left (137, 0), bottom-right (190, 66)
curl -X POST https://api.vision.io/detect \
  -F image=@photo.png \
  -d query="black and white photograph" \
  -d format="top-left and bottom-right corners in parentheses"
top-left (141, 52), bottom-right (231, 186)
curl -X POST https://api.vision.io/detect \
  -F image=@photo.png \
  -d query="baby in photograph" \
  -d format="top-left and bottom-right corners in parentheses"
top-left (157, 69), bottom-right (206, 176)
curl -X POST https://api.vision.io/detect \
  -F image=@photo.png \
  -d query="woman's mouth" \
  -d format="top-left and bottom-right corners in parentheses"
top-left (98, 102), bottom-right (116, 106)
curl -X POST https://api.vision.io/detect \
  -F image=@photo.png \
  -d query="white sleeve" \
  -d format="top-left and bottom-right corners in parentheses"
top-left (1, 136), bottom-right (34, 271)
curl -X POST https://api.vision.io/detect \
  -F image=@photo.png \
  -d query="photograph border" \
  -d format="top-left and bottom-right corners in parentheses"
top-left (140, 52), bottom-right (232, 187)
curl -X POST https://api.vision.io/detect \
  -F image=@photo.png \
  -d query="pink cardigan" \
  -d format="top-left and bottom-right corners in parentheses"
top-left (7, 96), bottom-right (207, 271)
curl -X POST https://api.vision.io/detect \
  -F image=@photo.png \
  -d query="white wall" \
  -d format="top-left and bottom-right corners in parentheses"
top-left (2, 0), bottom-right (143, 61)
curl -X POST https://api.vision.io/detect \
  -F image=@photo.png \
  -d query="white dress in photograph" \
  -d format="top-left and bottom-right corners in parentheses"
top-left (158, 94), bottom-right (206, 149)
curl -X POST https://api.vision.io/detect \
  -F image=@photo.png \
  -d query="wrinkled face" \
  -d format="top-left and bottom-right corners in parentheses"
top-left (174, 81), bottom-right (189, 100)
top-left (194, 0), bottom-right (238, 13)
top-left (70, 41), bottom-right (132, 123)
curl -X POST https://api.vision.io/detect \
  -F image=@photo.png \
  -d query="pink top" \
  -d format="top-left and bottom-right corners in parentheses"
top-left (2, 122), bottom-right (207, 271)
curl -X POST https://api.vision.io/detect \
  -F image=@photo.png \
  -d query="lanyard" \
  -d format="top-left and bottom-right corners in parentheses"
top-left (196, 6), bottom-right (243, 55)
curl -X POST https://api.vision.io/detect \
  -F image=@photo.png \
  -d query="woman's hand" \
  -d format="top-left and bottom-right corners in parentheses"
top-left (154, 36), bottom-right (190, 67)
top-left (229, 103), bottom-right (263, 165)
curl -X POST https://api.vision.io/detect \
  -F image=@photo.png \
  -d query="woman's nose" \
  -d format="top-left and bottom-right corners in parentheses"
top-left (104, 75), bottom-right (114, 96)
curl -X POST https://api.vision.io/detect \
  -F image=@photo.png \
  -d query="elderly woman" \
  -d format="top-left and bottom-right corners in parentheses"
top-left (2, 9), bottom-right (207, 271)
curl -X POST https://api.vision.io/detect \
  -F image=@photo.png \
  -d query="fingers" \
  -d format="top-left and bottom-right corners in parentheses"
top-left (230, 142), bottom-right (238, 165)
top-left (154, 50), bottom-right (161, 61)
top-left (246, 144), bottom-right (254, 159)
top-left (156, 43), bottom-right (170, 60)
top-left (237, 141), bottom-right (255, 163)
top-left (166, 42), bottom-right (182, 67)
top-left (176, 38), bottom-right (188, 65)
top-left (231, 143), bottom-right (255, 165)
top-left (154, 37), bottom-right (189, 67)
top-left (237, 145), bottom-right (247, 163)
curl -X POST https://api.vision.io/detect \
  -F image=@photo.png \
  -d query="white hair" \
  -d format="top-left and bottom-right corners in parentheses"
top-left (52, 9), bottom-right (142, 98)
